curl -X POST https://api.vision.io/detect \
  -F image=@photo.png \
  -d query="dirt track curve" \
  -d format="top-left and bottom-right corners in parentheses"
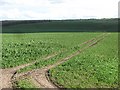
top-left (13, 33), bottom-right (109, 89)
top-left (0, 33), bottom-right (109, 89)
top-left (0, 50), bottom-right (62, 89)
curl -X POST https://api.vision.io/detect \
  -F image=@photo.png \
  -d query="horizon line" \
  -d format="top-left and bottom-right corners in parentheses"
top-left (1, 18), bottom-right (119, 21)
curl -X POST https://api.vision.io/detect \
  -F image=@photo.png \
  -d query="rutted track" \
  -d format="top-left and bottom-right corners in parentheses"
top-left (13, 33), bottom-right (109, 89)
top-left (0, 61), bottom-right (37, 89)
top-left (0, 50), bottom-right (63, 89)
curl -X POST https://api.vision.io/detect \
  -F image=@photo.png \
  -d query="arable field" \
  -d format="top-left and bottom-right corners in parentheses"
top-left (1, 32), bottom-right (118, 89)
top-left (49, 33), bottom-right (118, 88)
top-left (2, 32), bottom-right (100, 68)
top-left (1, 19), bottom-right (118, 89)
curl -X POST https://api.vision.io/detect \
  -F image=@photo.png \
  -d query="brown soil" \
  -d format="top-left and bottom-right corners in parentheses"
top-left (0, 61), bottom-right (37, 89)
top-left (0, 50), bottom-right (63, 89)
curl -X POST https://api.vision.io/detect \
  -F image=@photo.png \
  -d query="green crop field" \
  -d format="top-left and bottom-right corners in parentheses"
top-left (49, 33), bottom-right (118, 88)
top-left (1, 19), bottom-right (118, 89)
top-left (2, 32), bottom-right (100, 68)
top-left (2, 32), bottom-right (118, 88)
top-left (14, 77), bottom-right (36, 89)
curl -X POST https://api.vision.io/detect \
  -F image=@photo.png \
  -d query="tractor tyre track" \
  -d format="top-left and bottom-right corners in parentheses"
top-left (0, 50), bottom-right (63, 89)
top-left (14, 33), bottom-right (108, 88)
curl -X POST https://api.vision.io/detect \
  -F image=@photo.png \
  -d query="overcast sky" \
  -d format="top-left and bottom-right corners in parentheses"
top-left (0, 0), bottom-right (119, 20)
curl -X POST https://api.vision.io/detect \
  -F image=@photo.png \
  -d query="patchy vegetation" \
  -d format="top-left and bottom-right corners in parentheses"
top-left (49, 33), bottom-right (118, 88)
top-left (2, 33), bottom-right (99, 68)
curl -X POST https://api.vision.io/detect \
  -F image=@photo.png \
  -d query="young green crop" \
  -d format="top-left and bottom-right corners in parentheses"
top-left (14, 77), bottom-right (37, 89)
top-left (3, 32), bottom-right (117, 88)
top-left (49, 33), bottom-right (118, 88)
top-left (2, 38), bottom-right (63, 68)
top-left (2, 32), bottom-right (100, 68)
top-left (16, 32), bottom-right (101, 73)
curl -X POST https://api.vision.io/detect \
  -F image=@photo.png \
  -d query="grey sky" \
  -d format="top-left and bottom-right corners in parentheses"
top-left (119, 1), bottom-right (120, 18)
top-left (0, 0), bottom-right (119, 20)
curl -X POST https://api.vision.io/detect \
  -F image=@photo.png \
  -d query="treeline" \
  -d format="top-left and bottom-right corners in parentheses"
top-left (2, 20), bottom-right (51, 26)
top-left (2, 18), bottom-right (118, 33)
top-left (2, 18), bottom-right (118, 26)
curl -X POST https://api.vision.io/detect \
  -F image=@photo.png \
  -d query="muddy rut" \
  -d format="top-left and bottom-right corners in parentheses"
top-left (0, 50), bottom-right (62, 89)
top-left (12, 33), bottom-right (109, 89)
